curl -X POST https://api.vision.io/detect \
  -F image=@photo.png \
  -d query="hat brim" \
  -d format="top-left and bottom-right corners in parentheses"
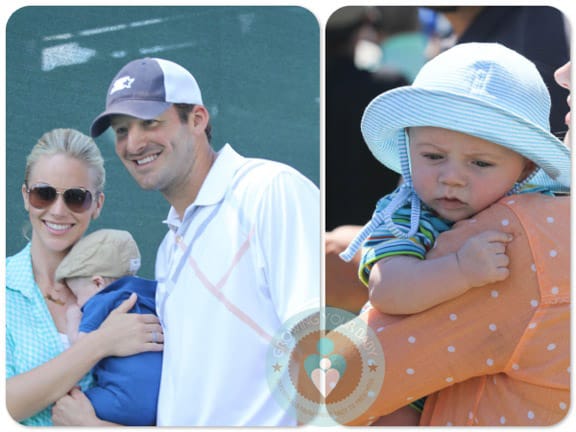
top-left (361, 86), bottom-right (571, 188)
top-left (90, 99), bottom-right (172, 138)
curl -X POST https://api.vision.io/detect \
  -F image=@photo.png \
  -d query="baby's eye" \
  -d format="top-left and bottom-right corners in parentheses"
top-left (473, 160), bottom-right (494, 168)
top-left (422, 153), bottom-right (443, 160)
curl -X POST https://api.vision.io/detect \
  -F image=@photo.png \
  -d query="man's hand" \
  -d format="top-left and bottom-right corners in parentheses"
top-left (456, 230), bottom-right (513, 288)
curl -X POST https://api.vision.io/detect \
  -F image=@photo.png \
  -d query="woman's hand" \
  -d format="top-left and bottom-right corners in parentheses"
top-left (96, 293), bottom-right (164, 358)
top-left (52, 388), bottom-right (102, 426)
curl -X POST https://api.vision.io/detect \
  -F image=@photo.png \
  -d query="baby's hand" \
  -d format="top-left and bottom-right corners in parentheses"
top-left (456, 230), bottom-right (513, 288)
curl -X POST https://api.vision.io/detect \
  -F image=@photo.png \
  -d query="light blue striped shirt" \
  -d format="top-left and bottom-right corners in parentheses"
top-left (359, 185), bottom-right (554, 286)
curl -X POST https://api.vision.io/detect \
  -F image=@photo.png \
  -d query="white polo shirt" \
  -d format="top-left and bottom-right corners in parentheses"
top-left (155, 144), bottom-right (320, 426)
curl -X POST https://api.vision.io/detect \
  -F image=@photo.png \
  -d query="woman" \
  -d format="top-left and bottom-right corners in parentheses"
top-left (6, 128), bottom-right (163, 426)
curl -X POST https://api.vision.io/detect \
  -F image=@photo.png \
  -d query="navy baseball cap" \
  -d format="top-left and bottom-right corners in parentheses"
top-left (90, 57), bottom-right (203, 138)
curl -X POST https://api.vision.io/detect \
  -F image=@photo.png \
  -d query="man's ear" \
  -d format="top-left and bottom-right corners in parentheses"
top-left (191, 105), bottom-right (210, 131)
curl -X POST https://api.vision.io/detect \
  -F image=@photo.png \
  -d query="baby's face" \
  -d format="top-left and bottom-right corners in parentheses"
top-left (408, 127), bottom-right (534, 221)
top-left (65, 277), bottom-right (99, 307)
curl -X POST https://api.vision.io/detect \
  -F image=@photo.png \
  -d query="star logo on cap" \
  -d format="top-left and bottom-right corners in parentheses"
top-left (110, 75), bottom-right (135, 95)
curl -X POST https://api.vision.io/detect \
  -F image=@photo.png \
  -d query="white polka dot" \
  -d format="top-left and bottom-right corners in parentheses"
top-left (406, 368), bottom-right (415, 375)
top-left (527, 410), bottom-right (535, 420)
top-left (449, 313), bottom-right (458, 321)
top-left (469, 219), bottom-right (477, 224)
top-left (530, 299), bottom-right (539, 308)
top-left (447, 345), bottom-right (456, 353)
top-left (501, 219), bottom-right (510, 226)
top-left (547, 216), bottom-right (555, 223)
top-left (486, 358), bottom-right (494, 366)
top-left (550, 250), bottom-right (558, 257)
top-left (406, 396), bottom-right (414, 401)
top-left (489, 323), bottom-right (497, 332)
top-left (367, 391), bottom-right (375, 398)
top-left (468, 411), bottom-right (474, 420)
top-left (377, 327), bottom-right (385, 333)
top-left (512, 363), bottom-right (520, 370)
top-left (445, 376), bottom-right (454, 383)
top-left (547, 343), bottom-right (557, 351)
top-left (500, 416), bottom-right (506, 425)
top-left (408, 336), bottom-right (416, 344)
top-left (491, 290), bottom-right (499, 298)
top-left (530, 263), bottom-right (537, 272)
top-left (551, 286), bottom-right (559, 295)
top-left (446, 421), bottom-right (453, 426)
top-left (507, 200), bottom-right (515, 205)
top-left (528, 322), bottom-right (537, 329)
top-left (560, 402), bottom-right (567, 410)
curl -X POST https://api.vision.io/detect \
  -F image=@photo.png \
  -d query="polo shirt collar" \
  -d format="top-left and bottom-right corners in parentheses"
top-left (164, 143), bottom-right (245, 228)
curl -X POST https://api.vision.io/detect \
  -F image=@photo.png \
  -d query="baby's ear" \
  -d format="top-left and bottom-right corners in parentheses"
top-left (92, 275), bottom-right (106, 289)
top-left (520, 160), bottom-right (538, 181)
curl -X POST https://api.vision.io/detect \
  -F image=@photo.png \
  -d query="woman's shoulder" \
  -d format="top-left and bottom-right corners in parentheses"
top-left (6, 243), bottom-right (33, 290)
top-left (6, 242), bottom-right (31, 266)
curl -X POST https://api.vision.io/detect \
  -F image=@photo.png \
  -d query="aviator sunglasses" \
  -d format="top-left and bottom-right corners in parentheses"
top-left (26, 184), bottom-right (95, 213)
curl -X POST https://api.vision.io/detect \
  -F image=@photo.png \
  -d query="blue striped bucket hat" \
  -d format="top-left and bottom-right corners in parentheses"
top-left (340, 42), bottom-right (571, 262)
top-left (362, 42), bottom-right (570, 186)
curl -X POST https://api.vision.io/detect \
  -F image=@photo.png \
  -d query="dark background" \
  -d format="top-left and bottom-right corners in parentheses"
top-left (6, 6), bottom-right (320, 278)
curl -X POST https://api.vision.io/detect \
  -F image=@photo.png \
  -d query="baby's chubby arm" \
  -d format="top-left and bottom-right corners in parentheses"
top-left (368, 230), bottom-right (512, 314)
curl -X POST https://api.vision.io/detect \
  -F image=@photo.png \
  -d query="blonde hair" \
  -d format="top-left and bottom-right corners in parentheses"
top-left (24, 128), bottom-right (106, 192)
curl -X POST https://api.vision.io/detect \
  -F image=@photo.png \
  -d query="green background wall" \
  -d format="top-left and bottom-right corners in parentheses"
top-left (6, 6), bottom-right (319, 278)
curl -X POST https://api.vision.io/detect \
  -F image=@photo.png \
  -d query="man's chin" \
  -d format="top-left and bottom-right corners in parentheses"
top-left (132, 176), bottom-right (160, 191)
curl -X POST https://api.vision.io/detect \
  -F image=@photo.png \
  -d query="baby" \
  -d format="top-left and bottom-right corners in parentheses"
top-left (341, 42), bottom-right (570, 315)
top-left (56, 229), bottom-right (162, 426)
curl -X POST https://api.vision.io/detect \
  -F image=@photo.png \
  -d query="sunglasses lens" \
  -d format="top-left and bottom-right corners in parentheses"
top-left (28, 186), bottom-right (93, 213)
top-left (63, 189), bottom-right (92, 212)
top-left (28, 186), bottom-right (57, 209)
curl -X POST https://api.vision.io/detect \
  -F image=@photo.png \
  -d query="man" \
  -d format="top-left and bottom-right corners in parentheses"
top-left (90, 57), bottom-right (320, 426)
